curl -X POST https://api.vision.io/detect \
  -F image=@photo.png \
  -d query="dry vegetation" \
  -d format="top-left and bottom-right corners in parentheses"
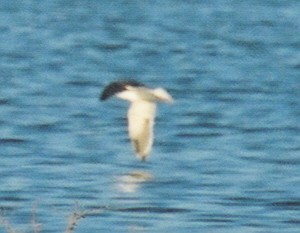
top-left (0, 205), bottom-right (104, 233)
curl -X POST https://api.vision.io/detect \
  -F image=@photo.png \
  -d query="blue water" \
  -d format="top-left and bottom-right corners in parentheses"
top-left (1, 1), bottom-right (300, 232)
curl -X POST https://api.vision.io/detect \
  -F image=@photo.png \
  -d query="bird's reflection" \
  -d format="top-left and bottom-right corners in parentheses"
top-left (116, 170), bottom-right (153, 193)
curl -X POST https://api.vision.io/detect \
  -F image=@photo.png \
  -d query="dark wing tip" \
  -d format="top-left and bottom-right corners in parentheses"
top-left (100, 79), bottom-right (145, 101)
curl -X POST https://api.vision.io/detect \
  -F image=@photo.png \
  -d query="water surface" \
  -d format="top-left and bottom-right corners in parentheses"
top-left (0, 1), bottom-right (299, 233)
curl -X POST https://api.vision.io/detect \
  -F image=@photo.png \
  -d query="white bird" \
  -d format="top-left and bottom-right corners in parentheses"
top-left (100, 80), bottom-right (173, 161)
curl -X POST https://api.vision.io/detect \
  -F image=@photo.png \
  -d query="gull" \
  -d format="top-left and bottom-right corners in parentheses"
top-left (100, 80), bottom-right (173, 161)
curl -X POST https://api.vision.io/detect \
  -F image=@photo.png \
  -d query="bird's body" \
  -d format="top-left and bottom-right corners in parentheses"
top-left (100, 80), bottom-right (173, 161)
top-left (128, 100), bottom-right (155, 158)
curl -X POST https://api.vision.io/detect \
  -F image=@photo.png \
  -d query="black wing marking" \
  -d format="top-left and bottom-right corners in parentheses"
top-left (100, 80), bottom-right (145, 101)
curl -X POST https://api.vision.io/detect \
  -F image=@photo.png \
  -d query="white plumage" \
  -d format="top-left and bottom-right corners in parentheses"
top-left (127, 100), bottom-right (156, 158)
top-left (100, 80), bottom-right (173, 161)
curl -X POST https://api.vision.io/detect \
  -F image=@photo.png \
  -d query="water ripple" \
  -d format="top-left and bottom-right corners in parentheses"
top-left (0, 138), bottom-right (28, 144)
top-left (1, 1), bottom-right (299, 232)
top-left (115, 206), bottom-right (190, 214)
top-left (270, 200), bottom-right (300, 211)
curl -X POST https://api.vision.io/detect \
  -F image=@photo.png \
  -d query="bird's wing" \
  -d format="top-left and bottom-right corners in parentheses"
top-left (100, 80), bottom-right (144, 101)
top-left (127, 101), bottom-right (156, 160)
